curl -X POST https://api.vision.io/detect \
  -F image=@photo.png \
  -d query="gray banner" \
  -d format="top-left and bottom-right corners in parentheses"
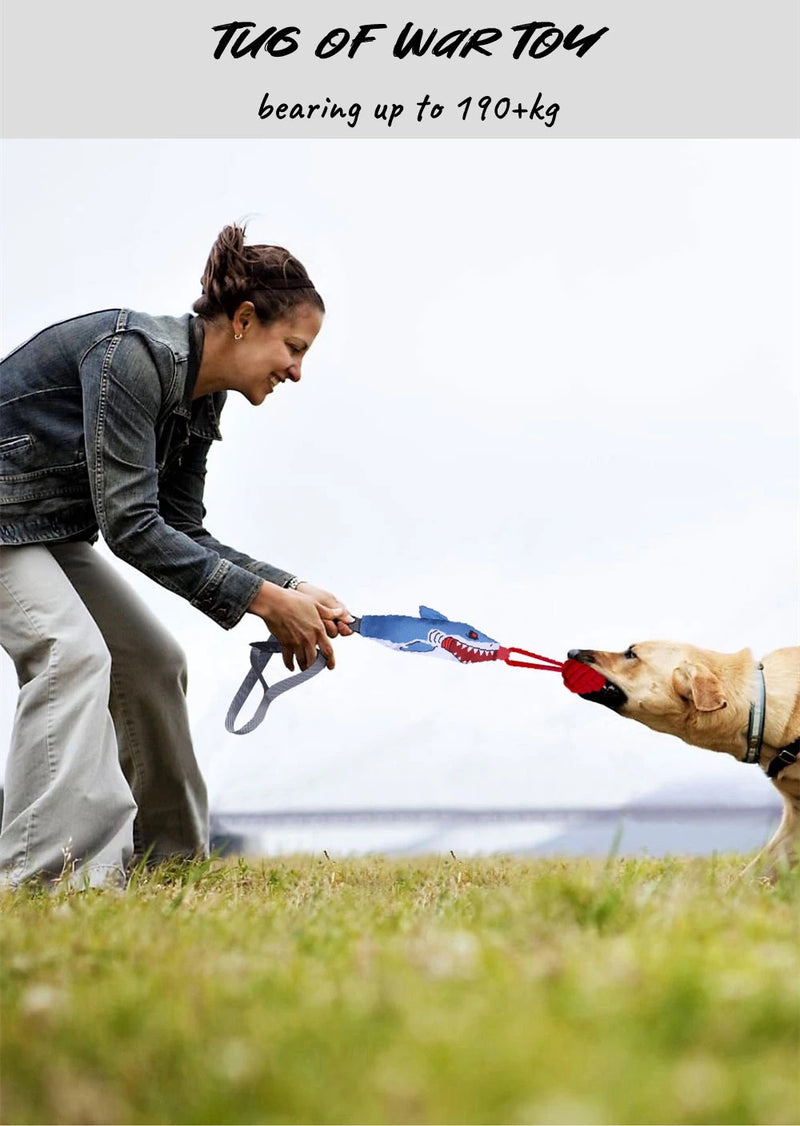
top-left (2, 1), bottom-right (799, 139)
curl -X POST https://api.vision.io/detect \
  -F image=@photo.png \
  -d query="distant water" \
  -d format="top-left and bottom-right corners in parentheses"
top-left (209, 806), bottom-right (781, 859)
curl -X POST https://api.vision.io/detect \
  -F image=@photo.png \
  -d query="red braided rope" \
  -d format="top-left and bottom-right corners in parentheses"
top-left (499, 647), bottom-right (607, 694)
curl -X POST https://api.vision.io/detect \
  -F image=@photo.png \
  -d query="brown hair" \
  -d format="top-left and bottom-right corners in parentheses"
top-left (193, 223), bottom-right (325, 324)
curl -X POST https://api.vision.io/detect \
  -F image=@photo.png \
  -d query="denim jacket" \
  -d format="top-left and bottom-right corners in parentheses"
top-left (0, 309), bottom-right (294, 628)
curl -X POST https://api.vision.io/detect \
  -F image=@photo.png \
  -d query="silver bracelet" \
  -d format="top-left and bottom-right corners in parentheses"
top-left (284, 576), bottom-right (306, 590)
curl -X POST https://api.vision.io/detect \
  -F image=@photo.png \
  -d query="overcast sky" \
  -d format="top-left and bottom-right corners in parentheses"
top-left (1, 139), bottom-right (798, 813)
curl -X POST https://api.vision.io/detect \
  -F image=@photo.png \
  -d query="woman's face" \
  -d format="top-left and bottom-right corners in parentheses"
top-left (230, 304), bottom-right (324, 405)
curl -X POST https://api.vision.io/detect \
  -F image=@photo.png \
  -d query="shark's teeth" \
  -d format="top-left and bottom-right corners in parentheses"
top-left (438, 634), bottom-right (498, 664)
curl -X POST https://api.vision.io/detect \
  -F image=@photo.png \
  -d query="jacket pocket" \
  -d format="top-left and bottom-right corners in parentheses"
top-left (0, 434), bottom-right (33, 459)
top-left (0, 434), bottom-right (89, 503)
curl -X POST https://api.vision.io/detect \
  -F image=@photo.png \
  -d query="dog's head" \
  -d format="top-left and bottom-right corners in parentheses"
top-left (565, 641), bottom-right (731, 742)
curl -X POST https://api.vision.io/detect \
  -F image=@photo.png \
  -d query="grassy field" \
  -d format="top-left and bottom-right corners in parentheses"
top-left (1, 853), bottom-right (799, 1125)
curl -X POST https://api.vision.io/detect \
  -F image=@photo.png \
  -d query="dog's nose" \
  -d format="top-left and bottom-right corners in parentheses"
top-left (567, 649), bottom-right (595, 663)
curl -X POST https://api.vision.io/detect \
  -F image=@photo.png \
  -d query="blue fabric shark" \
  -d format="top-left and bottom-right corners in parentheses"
top-left (353, 605), bottom-right (506, 664)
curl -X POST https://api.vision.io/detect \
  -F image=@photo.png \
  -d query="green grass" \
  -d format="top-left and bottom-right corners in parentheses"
top-left (1, 854), bottom-right (799, 1125)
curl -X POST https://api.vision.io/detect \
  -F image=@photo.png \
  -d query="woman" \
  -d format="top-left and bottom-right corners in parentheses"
top-left (0, 223), bottom-right (352, 888)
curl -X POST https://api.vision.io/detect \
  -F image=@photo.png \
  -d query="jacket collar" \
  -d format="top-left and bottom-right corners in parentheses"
top-left (175, 317), bottom-right (223, 440)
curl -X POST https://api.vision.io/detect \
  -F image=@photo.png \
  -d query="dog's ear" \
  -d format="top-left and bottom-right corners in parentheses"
top-left (672, 662), bottom-right (727, 712)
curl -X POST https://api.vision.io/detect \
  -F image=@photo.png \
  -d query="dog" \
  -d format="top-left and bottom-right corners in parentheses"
top-left (565, 642), bottom-right (800, 879)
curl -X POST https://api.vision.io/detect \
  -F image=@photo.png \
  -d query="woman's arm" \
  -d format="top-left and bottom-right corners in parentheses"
top-left (157, 427), bottom-right (296, 587)
top-left (159, 434), bottom-right (352, 668)
top-left (78, 332), bottom-right (349, 667)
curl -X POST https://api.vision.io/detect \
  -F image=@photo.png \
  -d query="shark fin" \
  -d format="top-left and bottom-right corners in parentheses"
top-left (419, 606), bottom-right (448, 621)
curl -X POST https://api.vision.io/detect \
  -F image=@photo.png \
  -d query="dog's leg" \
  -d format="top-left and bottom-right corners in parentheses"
top-left (739, 790), bottom-right (799, 883)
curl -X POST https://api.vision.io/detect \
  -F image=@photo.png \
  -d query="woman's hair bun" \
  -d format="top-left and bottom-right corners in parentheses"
top-left (193, 222), bottom-right (324, 323)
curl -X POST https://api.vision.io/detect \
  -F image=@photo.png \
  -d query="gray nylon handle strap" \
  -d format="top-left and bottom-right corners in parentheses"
top-left (225, 637), bottom-right (327, 735)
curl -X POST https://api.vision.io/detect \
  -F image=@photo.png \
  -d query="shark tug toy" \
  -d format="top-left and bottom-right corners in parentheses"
top-left (225, 605), bottom-right (606, 734)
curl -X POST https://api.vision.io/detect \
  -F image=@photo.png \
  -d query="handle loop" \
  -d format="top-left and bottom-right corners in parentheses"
top-left (225, 637), bottom-right (327, 735)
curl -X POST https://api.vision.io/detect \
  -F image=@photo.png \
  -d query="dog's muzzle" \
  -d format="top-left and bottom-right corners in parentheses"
top-left (566, 649), bottom-right (628, 711)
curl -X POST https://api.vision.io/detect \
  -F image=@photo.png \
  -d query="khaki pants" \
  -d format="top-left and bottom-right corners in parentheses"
top-left (0, 543), bottom-right (208, 888)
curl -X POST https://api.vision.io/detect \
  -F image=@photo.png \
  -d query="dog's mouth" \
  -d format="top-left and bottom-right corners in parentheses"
top-left (562, 656), bottom-right (628, 711)
top-left (578, 679), bottom-right (628, 711)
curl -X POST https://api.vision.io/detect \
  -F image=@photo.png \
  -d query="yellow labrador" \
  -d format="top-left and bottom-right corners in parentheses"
top-left (566, 642), bottom-right (800, 879)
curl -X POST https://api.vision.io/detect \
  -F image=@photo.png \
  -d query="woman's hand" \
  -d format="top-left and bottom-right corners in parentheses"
top-left (246, 581), bottom-right (353, 672)
top-left (295, 582), bottom-right (355, 638)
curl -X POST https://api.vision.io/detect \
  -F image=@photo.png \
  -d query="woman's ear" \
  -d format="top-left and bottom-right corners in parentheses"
top-left (231, 301), bottom-right (256, 337)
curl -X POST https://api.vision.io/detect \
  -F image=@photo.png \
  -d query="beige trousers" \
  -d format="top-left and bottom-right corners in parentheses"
top-left (0, 542), bottom-right (208, 887)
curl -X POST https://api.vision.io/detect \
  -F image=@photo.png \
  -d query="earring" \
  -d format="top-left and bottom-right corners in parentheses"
top-left (234, 333), bottom-right (243, 341)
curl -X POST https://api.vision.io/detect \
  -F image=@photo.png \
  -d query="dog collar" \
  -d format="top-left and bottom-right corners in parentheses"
top-left (743, 662), bottom-right (765, 764)
top-left (744, 661), bottom-right (800, 778)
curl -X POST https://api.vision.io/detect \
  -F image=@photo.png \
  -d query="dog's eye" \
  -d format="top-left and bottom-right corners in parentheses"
top-left (624, 647), bottom-right (638, 660)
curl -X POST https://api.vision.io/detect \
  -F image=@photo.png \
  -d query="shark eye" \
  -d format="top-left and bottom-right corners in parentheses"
top-left (624, 647), bottom-right (638, 660)
top-left (468, 630), bottom-right (478, 640)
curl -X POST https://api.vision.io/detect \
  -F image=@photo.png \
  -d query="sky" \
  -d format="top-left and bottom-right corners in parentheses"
top-left (1, 139), bottom-right (798, 816)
